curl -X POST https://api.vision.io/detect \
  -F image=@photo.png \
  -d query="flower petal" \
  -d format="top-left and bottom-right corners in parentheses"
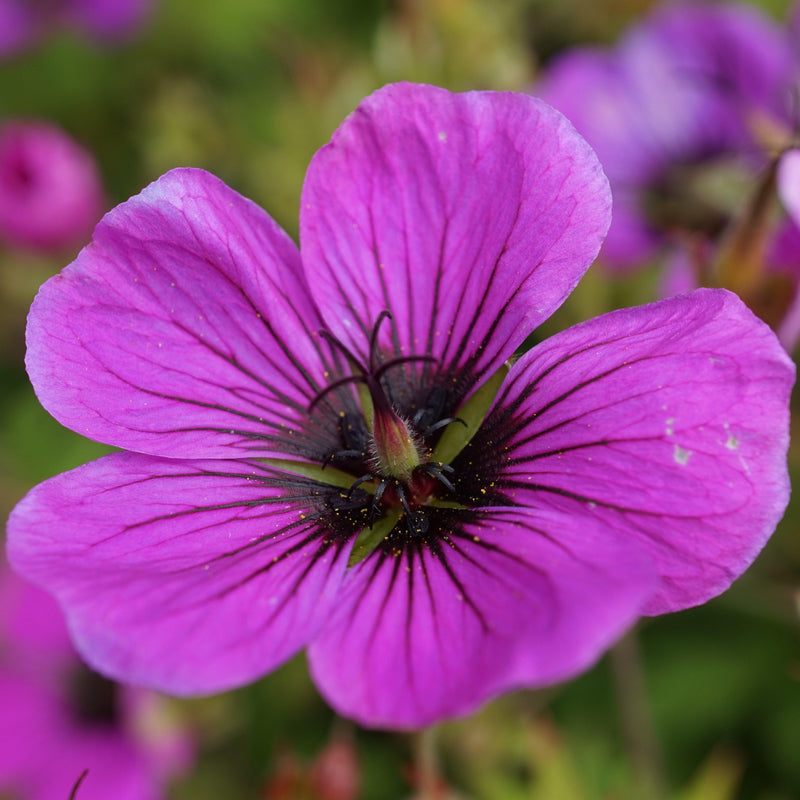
top-left (26, 168), bottom-right (334, 461)
top-left (7, 452), bottom-right (350, 694)
top-left (307, 507), bottom-right (653, 729)
top-left (778, 148), bottom-right (800, 226)
top-left (0, 674), bottom-right (65, 788)
top-left (301, 82), bottom-right (611, 398)
top-left (629, 1), bottom-right (796, 135)
top-left (39, 732), bottom-right (157, 800)
top-left (465, 289), bottom-right (793, 614)
top-left (537, 48), bottom-right (664, 186)
top-left (0, 565), bottom-right (75, 674)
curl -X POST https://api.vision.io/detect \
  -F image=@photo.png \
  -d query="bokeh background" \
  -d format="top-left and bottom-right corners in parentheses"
top-left (1, 1), bottom-right (798, 798)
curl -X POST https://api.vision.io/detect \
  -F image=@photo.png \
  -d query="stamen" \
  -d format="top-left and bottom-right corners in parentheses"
top-left (345, 474), bottom-right (376, 499)
top-left (369, 480), bottom-right (389, 527)
top-left (322, 449), bottom-right (365, 469)
top-left (420, 463), bottom-right (456, 494)
top-left (373, 353), bottom-right (437, 382)
top-left (422, 416), bottom-right (467, 436)
top-left (368, 310), bottom-right (393, 372)
top-left (309, 374), bottom-right (367, 412)
top-left (396, 484), bottom-right (413, 517)
top-left (318, 328), bottom-right (367, 373)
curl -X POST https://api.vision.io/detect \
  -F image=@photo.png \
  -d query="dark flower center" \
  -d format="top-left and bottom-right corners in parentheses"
top-left (68, 666), bottom-right (119, 726)
top-left (644, 156), bottom-right (754, 240)
top-left (310, 312), bottom-right (465, 548)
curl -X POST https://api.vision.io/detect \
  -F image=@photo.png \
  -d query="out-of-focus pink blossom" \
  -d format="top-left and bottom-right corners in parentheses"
top-left (0, 120), bottom-right (104, 253)
top-left (538, 1), bottom-right (799, 269)
top-left (0, 564), bottom-right (192, 800)
top-left (0, 0), bottom-right (153, 57)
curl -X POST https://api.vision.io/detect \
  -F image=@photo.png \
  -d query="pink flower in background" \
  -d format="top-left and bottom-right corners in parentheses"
top-left (0, 0), bottom-right (153, 57)
top-left (0, 564), bottom-right (192, 800)
top-left (0, 120), bottom-right (104, 253)
top-left (538, 1), bottom-right (798, 269)
top-left (657, 148), bottom-right (800, 353)
top-left (6, 83), bottom-right (793, 729)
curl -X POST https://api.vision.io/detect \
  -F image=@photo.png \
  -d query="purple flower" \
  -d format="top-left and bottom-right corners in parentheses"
top-left (6, 83), bottom-right (793, 729)
top-left (0, 564), bottom-right (192, 800)
top-left (657, 148), bottom-right (800, 353)
top-left (0, 120), bottom-right (105, 253)
top-left (0, 0), bottom-right (152, 57)
top-left (538, 1), bottom-right (798, 268)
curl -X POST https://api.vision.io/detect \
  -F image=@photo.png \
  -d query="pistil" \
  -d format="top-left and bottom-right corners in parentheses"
top-left (371, 401), bottom-right (421, 482)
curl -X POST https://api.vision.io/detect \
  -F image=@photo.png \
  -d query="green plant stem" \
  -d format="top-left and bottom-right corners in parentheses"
top-left (610, 628), bottom-right (666, 800)
top-left (414, 725), bottom-right (440, 799)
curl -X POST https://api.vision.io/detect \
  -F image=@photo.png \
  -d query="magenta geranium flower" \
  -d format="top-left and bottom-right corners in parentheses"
top-left (6, 83), bottom-right (793, 729)
top-left (538, 1), bottom-right (798, 268)
top-left (0, 120), bottom-right (104, 253)
top-left (0, 0), bottom-right (152, 57)
top-left (0, 564), bottom-right (191, 800)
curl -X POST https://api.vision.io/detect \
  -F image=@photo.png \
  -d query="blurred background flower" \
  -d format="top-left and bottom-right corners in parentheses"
top-left (0, 564), bottom-right (192, 800)
top-left (0, 120), bottom-right (104, 252)
top-left (0, 0), bottom-right (154, 59)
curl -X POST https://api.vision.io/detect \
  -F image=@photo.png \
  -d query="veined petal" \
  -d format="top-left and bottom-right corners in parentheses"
top-left (301, 82), bottom-right (610, 400)
top-left (26, 168), bottom-right (334, 461)
top-left (6, 452), bottom-right (350, 694)
top-left (465, 289), bottom-right (793, 614)
top-left (307, 507), bottom-right (652, 729)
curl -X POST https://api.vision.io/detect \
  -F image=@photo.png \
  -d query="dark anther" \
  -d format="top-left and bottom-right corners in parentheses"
top-left (322, 449), bottom-right (365, 469)
top-left (393, 484), bottom-right (427, 536)
top-left (341, 412), bottom-right (370, 451)
top-left (412, 387), bottom-right (466, 437)
top-left (369, 480), bottom-right (389, 526)
top-left (413, 387), bottom-right (448, 431)
top-left (421, 416), bottom-right (466, 437)
top-left (323, 412), bottom-right (370, 469)
top-left (420, 462), bottom-right (457, 494)
top-left (396, 483), bottom-right (412, 516)
top-left (345, 474), bottom-right (375, 499)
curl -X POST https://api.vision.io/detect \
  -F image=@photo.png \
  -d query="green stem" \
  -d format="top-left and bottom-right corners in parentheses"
top-left (414, 726), bottom-right (440, 799)
top-left (609, 628), bottom-right (666, 800)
